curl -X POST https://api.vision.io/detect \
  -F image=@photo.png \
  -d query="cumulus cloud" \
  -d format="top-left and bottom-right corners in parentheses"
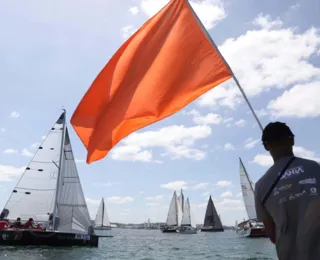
top-left (160, 181), bottom-right (188, 190)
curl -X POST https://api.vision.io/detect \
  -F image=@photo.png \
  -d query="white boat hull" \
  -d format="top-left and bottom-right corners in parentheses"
top-left (236, 227), bottom-right (267, 238)
top-left (178, 226), bottom-right (197, 234)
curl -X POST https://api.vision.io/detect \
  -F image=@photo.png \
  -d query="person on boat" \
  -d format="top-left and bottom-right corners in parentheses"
top-left (254, 122), bottom-right (320, 260)
top-left (11, 217), bottom-right (22, 229)
top-left (23, 218), bottom-right (35, 229)
top-left (45, 213), bottom-right (54, 231)
top-left (0, 219), bottom-right (9, 230)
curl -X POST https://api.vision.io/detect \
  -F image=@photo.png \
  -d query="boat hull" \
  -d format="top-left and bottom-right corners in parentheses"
top-left (179, 229), bottom-right (197, 234)
top-left (200, 227), bottom-right (224, 232)
top-left (236, 227), bottom-right (267, 238)
top-left (0, 230), bottom-right (99, 247)
top-left (162, 229), bottom-right (177, 233)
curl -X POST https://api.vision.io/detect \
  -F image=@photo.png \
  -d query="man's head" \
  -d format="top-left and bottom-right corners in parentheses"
top-left (262, 122), bottom-right (294, 155)
top-left (17, 217), bottom-right (21, 221)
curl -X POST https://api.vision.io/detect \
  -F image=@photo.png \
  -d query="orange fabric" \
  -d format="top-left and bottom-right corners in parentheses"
top-left (71, 0), bottom-right (232, 163)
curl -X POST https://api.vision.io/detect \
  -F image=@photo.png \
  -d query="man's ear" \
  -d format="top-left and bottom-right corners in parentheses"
top-left (263, 143), bottom-right (270, 151)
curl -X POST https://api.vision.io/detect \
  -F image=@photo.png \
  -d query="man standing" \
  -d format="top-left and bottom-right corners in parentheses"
top-left (254, 122), bottom-right (320, 260)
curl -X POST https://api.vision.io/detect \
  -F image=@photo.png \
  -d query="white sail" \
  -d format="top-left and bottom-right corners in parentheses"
top-left (2, 114), bottom-right (64, 221)
top-left (2, 111), bottom-right (92, 235)
top-left (94, 198), bottom-right (110, 227)
top-left (176, 193), bottom-right (183, 227)
top-left (181, 198), bottom-right (196, 228)
top-left (239, 158), bottom-right (257, 220)
top-left (165, 191), bottom-right (178, 226)
top-left (55, 127), bottom-right (92, 233)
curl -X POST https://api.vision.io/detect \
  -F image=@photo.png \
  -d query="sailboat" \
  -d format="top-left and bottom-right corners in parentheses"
top-left (94, 198), bottom-right (112, 236)
top-left (146, 218), bottom-right (151, 230)
top-left (179, 198), bottom-right (197, 234)
top-left (236, 158), bottom-right (267, 238)
top-left (162, 191), bottom-right (182, 233)
top-left (0, 111), bottom-right (99, 247)
top-left (200, 195), bottom-right (224, 232)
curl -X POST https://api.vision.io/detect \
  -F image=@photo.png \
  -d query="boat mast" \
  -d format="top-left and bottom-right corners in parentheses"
top-left (52, 109), bottom-right (67, 231)
top-left (102, 198), bottom-right (105, 227)
top-left (239, 157), bottom-right (255, 192)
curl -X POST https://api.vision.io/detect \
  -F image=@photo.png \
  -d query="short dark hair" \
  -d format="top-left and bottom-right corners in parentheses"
top-left (262, 122), bottom-right (294, 144)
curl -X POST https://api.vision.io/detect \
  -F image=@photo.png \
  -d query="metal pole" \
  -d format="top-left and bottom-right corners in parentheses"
top-left (186, 0), bottom-right (264, 132)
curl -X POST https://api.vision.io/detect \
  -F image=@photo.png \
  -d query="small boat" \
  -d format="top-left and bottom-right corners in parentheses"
top-left (94, 198), bottom-right (112, 237)
top-left (162, 191), bottom-right (182, 233)
top-left (200, 196), bottom-right (224, 232)
top-left (179, 198), bottom-right (197, 234)
top-left (0, 111), bottom-right (99, 247)
top-left (236, 158), bottom-right (267, 238)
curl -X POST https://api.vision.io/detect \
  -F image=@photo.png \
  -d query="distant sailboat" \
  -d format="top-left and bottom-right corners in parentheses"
top-left (179, 198), bottom-right (197, 234)
top-left (177, 189), bottom-right (184, 213)
top-left (162, 191), bottom-right (182, 233)
top-left (0, 111), bottom-right (99, 246)
top-left (236, 158), bottom-right (267, 238)
top-left (200, 196), bottom-right (224, 232)
top-left (94, 198), bottom-right (111, 235)
top-left (146, 218), bottom-right (151, 230)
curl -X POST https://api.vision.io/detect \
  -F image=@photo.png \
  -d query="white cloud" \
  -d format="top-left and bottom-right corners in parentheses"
top-left (198, 15), bottom-right (320, 109)
top-left (216, 198), bottom-right (244, 211)
top-left (192, 182), bottom-right (210, 190)
top-left (220, 190), bottom-right (232, 198)
top-left (235, 119), bottom-right (246, 127)
top-left (145, 195), bottom-right (164, 201)
top-left (244, 137), bottom-right (259, 149)
top-left (252, 13), bottom-right (283, 30)
top-left (184, 109), bottom-right (222, 125)
top-left (202, 191), bottom-right (210, 197)
top-left (75, 158), bottom-right (85, 163)
top-left (236, 192), bottom-right (242, 197)
top-left (216, 180), bottom-right (232, 187)
top-left (224, 143), bottom-right (235, 151)
top-left (146, 202), bottom-right (161, 207)
top-left (253, 146), bottom-right (320, 167)
top-left (9, 111), bottom-right (20, 118)
top-left (0, 164), bottom-right (25, 182)
top-left (1, 128), bottom-right (5, 133)
top-left (129, 6), bottom-right (140, 15)
top-left (85, 197), bottom-right (100, 206)
top-left (111, 125), bottom-right (211, 162)
top-left (112, 145), bottom-right (153, 162)
top-left (160, 181), bottom-right (188, 190)
top-left (41, 135), bottom-right (46, 140)
top-left (21, 148), bottom-right (34, 157)
top-left (140, 0), bottom-right (226, 30)
top-left (3, 149), bottom-right (18, 154)
top-left (224, 117), bottom-right (233, 123)
top-left (122, 25), bottom-right (137, 39)
top-left (107, 196), bottom-right (134, 204)
top-left (268, 81), bottom-right (320, 118)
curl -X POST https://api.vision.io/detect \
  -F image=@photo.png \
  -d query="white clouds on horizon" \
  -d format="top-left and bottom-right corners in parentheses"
top-left (253, 146), bottom-right (320, 167)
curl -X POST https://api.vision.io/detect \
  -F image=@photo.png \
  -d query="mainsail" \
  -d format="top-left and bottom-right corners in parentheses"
top-left (94, 198), bottom-right (111, 227)
top-left (239, 158), bottom-right (257, 220)
top-left (203, 196), bottom-right (223, 229)
top-left (181, 198), bottom-right (196, 228)
top-left (165, 191), bottom-right (182, 226)
top-left (1, 111), bottom-right (92, 234)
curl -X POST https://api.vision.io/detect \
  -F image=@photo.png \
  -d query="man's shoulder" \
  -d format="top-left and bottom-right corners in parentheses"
top-left (295, 157), bottom-right (320, 168)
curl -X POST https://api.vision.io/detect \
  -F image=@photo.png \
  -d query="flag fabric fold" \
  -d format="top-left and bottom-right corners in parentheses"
top-left (71, 0), bottom-right (232, 164)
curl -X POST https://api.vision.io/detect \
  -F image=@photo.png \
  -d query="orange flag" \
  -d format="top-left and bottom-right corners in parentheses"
top-left (71, 0), bottom-right (232, 164)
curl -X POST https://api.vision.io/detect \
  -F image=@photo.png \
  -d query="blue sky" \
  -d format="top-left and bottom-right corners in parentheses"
top-left (0, 0), bottom-right (319, 226)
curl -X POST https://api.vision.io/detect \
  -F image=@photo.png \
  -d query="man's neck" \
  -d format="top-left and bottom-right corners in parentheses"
top-left (272, 151), bottom-right (294, 163)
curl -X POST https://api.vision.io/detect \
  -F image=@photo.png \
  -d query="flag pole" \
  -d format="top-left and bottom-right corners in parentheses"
top-left (186, 0), bottom-right (264, 132)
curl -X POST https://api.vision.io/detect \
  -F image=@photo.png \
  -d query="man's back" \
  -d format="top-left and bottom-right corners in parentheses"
top-left (255, 156), bottom-right (320, 260)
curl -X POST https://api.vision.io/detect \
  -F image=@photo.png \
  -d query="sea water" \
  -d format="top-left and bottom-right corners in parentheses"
top-left (0, 229), bottom-right (277, 260)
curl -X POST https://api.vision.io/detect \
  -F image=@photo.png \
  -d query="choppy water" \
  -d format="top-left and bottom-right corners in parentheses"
top-left (0, 229), bottom-right (277, 260)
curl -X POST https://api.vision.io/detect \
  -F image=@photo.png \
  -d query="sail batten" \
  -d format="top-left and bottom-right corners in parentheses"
top-left (239, 158), bottom-right (257, 220)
